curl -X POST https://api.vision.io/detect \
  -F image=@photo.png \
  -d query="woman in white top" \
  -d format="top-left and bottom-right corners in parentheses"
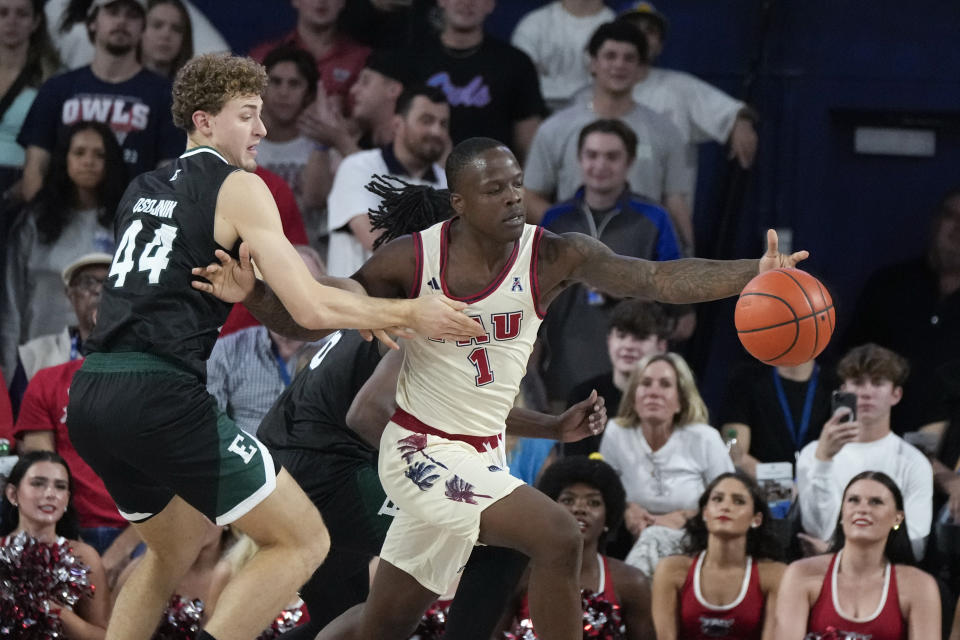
top-left (600, 352), bottom-right (733, 541)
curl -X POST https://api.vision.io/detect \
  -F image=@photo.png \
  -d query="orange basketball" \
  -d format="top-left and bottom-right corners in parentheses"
top-left (735, 268), bottom-right (835, 366)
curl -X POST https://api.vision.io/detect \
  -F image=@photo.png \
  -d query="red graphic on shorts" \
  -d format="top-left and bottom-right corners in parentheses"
top-left (398, 433), bottom-right (428, 463)
top-left (444, 476), bottom-right (492, 504)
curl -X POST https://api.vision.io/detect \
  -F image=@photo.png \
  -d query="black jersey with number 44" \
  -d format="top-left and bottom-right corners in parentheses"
top-left (85, 146), bottom-right (241, 379)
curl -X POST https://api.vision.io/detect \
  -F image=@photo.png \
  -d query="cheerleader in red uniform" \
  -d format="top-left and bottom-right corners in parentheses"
top-left (0, 450), bottom-right (109, 637)
top-left (777, 471), bottom-right (940, 639)
top-left (499, 455), bottom-right (654, 639)
top-left (652, 471), bottom-right (786, 639)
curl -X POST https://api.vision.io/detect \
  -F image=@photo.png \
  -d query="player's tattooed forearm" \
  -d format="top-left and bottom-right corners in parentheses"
top-left (245, 283), bottom-right (330, 341)
top-left (643, 258), bottom-right (761, 303)
top-left (558, 233), bottom-right (760, 303)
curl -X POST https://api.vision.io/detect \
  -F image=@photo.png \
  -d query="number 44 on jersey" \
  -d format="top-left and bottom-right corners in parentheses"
top-left (108, 220), bottom-right (179, 287)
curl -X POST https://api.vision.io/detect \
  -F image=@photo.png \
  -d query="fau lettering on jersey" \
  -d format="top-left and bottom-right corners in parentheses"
top-left (395, 221), bottom-right (544, 438)
top-left (453, 311), bottom-right (523, 346)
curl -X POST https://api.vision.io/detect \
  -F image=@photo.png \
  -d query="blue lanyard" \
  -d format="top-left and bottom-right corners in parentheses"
top-left (69, 333), bottom-right (81, 361)
top-left (271, 343), bottom-right (292, 387)
top-left (772, 365), bottom-right (819, 448)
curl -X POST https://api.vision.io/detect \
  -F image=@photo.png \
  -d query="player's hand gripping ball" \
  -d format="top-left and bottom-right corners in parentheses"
top-left (735, 268), bottom-right (835, 366)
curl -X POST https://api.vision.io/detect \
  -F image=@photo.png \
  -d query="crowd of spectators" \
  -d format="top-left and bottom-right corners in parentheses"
top-left (0, 0), bottom-right (957, 637)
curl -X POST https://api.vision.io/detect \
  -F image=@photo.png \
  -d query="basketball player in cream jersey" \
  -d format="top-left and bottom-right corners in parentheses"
top-left (195, 137), bottom-right (809, 640)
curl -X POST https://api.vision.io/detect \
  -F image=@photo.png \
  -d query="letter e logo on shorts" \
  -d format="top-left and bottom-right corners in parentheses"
top-left (227, 435), bottom-right (257, 465)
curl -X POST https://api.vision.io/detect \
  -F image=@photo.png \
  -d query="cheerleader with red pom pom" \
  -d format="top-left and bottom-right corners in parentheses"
top-left (497, 456), bottom-right (653, 640)
top-left (1, 450), bottom-right (109, 638)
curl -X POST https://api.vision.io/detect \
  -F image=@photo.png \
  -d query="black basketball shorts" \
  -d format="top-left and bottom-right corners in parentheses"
top-left (67, 352), bottom-right (277, 524)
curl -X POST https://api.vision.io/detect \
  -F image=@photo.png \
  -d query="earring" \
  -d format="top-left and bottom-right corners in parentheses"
top-left (893, 523), bottom-right (901, 531)
top-left (603, 526), bottom-right (609, 532)
top-left (750, 522), bottom-right (760, 529)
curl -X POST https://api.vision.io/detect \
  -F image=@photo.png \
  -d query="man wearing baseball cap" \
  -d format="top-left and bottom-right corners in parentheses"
top-left (295, 47), bottom-right (416, 163)
top-left (618, 1), bottom-right (760, 197)
top-left (349, 49), bottom-right (417, 151)
top-left (87, 0), bottom-right (146, 16)
top-left (6, 253), bottom-right (112, 416)
top-left (618, 1), bottom-right (668, 37)
top-left (18, 0), bottom-right (183, 200)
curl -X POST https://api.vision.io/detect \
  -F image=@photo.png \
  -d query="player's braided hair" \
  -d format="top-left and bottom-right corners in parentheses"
top-left (366, 175), bottom-right (453, 250)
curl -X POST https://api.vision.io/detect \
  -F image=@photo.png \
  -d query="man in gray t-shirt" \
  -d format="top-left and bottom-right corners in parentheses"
top-left (524, 21), bottom-right (694, 251)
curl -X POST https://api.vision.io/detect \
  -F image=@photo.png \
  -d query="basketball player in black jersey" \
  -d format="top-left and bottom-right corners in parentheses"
top-left (65, 54), bottom-right (483, 640)
top-left (198, 138), bottom-right (809, 640)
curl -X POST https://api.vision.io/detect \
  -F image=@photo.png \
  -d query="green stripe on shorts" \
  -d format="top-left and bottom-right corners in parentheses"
top-left (82, 352), bottom-right (193, 376)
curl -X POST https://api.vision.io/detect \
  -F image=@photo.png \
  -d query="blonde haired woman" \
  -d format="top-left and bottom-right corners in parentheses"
top-left (600, 353), bottom-right (733, 573)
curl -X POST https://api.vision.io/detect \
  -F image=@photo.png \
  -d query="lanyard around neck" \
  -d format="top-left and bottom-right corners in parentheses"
top-left (771, 364), bottom-right (819, 448)
top-left (579, 199), bottom-right (619, 240)
top-left (69, 332), bottom-right (81, 361)
top-left (271, 342), bottom-right (292, 387)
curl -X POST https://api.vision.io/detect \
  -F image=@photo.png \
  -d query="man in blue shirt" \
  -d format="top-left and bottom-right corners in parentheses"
top-left (534, 118), bottom-right (682, 409)
top-left (18, 0), bottom-right (183, 199)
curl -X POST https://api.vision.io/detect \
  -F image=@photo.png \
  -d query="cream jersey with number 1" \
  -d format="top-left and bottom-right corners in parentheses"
top-left (395, 219), bottom-right (546, 439)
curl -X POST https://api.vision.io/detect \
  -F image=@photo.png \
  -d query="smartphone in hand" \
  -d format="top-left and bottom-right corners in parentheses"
top-left (831, 390), bottom-right (857, 423)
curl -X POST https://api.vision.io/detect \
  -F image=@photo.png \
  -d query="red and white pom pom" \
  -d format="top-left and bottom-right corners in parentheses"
top-left (153, 594), bottom-right (204, 640)
top-left (0, 532), bottom-right (93, 639)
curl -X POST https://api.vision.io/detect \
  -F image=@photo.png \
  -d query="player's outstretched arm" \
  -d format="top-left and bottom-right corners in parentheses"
top-left (538, 228), bottom-right (808, 306)
top-left (192, 243), bottom-right (396, 344)
top-left (212, 172), bottom-right (483, 342)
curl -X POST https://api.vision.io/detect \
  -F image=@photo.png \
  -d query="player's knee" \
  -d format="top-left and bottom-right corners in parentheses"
top-left (287, 512), bottom-right (330, 577)
top-left (536, 505), bottom-right (583, 562)
top-left (302, 524), bottom-right (331, 572)
top-left (364, 609), bottom-right (424, 640)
